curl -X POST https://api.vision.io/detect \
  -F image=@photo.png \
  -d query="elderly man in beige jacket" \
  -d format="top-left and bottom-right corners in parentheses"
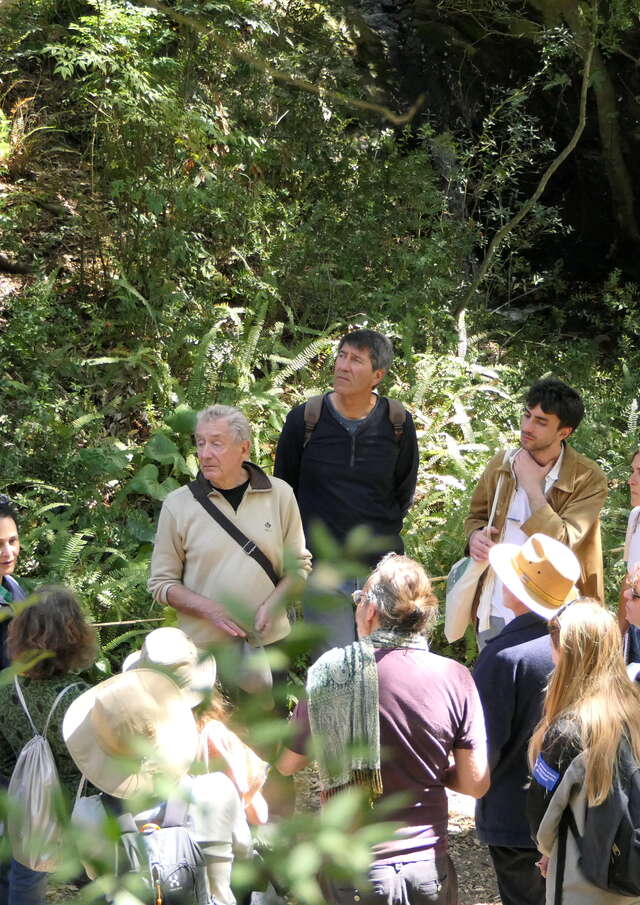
top-left (148, 404), bottom-right (311, 690)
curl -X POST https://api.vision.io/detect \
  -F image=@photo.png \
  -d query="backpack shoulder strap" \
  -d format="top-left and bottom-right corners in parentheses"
top-left (117, 813), bottom-right (139, 835)
top-left (43, 683), bottom-right (80, 737)
top-left (162, 795), bottom-right (190, 829)
top-left (14, 678), bottom-right (78, 738)
top-left (303, 395), bottom-right (324, 447)
top-left (13, 677), bottom-right (38, 736)
top-left (385, 398), bottom-right (406, 441)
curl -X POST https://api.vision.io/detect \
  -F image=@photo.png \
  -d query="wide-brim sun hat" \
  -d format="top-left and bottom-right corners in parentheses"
top-left (63, 669), bottom-right (198, 798)
top-left (489, 532), bottom-right (580, 620)
top-left (122, 626), bottom-right (216, 708)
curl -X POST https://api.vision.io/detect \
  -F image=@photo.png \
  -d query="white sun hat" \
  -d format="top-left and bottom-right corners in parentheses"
top-left (122, 626), bottom-right (216, 708)
top-left (63, 669), bottom-right (198, 799)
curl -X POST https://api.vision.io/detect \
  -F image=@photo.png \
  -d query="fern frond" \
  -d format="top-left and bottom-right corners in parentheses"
top-left (58, 531), bottom-right (92, 577)
top-left (273, 338), bottom-right (329, 387)
top-left (626, 399), bottom-right (639, 438)
top-left (238, 293), bottom-right (270, 389)
top-left (101, 627), bottom-right (149, 653)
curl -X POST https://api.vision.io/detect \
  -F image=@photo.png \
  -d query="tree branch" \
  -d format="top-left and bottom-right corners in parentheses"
top-left (133, 0), bottom-right (425, 125)
top-left (452, 3), bottom-right (597, 323)
top-left (0, 253), bottom-right (37, 274)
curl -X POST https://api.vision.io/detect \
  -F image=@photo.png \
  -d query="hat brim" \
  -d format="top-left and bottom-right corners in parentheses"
top-left (63, 670), bottom-right (198, 798)
top-left (188, 654), bottom-right (217, 705)
top-left (489, 542), bottom-right (578, 620)
top-left (122, 647), bottom-right (217, 709)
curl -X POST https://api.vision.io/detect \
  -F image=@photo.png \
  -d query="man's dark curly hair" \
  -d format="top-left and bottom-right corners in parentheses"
top-left (526, 377), bottom-right (584, 432)
top-left (8, 585), bottom-right (96, 678)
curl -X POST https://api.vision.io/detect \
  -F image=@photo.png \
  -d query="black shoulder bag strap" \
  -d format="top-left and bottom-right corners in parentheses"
top-left (554, 806), bottom-right (572, 905)
top-left (188, 479), bottom-right (280, 587)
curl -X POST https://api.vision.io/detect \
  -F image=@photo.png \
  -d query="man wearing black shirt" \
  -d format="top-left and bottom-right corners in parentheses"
top-left (274, 330), bottom-right (419, 650)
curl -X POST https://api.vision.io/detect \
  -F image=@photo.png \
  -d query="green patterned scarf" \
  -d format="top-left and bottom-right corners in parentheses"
top-left (307, 628), bottom-right (429, 801)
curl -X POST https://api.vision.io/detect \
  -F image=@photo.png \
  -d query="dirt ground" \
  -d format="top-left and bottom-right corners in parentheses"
top-left (447, 792), bottom-right (500, 905)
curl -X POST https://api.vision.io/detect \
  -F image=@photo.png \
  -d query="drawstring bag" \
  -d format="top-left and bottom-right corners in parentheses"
top-left (71, 775), bottom-right (109, 880)
top-left (8, 678), bottom-right (78, 871)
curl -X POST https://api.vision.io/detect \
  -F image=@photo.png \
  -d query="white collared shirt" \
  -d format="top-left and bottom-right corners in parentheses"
top-left (491, 446), bottom-right (565, 623)
top-left (626, 507), bottom-right (640, 573)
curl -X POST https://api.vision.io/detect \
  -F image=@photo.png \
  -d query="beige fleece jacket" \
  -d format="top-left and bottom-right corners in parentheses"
top-left (148, 464), bottom-right (312, 647)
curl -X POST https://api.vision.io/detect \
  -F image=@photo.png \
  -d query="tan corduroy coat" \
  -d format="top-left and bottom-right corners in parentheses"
top-left (464, 443), bottom-right (607, 603)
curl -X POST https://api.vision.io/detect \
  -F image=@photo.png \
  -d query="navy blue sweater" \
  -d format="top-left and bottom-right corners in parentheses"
top-left (473, 611), bottom-right (554, 847)
top-left (274, 395), bottom-right (418, 567)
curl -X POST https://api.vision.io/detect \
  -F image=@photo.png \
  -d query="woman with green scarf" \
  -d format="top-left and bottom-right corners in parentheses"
top-left (278, 553), bottom-right (489, 905)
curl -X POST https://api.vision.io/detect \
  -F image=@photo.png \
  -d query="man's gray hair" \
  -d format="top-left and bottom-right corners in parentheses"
top-left (196, 404), bottom-right (251, 444)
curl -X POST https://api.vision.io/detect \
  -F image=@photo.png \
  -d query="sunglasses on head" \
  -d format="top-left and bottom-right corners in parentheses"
top-left (548, 597), bottom-right (579, 641)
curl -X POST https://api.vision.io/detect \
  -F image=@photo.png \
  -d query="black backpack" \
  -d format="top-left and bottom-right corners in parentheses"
top-left (558, 738), bottom-right (640, 899)
top-left (303, 394), bottom-right (406, 446)
top-left (117, 797), bottom-right (209, 905)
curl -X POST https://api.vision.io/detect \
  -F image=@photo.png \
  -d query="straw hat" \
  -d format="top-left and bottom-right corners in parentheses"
top-left (122, 627), bottom-right (216, 708)
top-left (489, 533), bottom-right (580, 620)
top-left (63, 669), bottom-right (198, 798)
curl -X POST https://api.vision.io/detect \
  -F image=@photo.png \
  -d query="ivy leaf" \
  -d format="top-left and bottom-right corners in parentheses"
top-left (78, 446), bottom-right (129, 478)
top-left (145, 431), bottom-right (192, 476)
top-left (128, 464), bottom-right (179, 500)
top-left (165, 405), bottom-right (197, 435)
top-left (145, 432), bottom-right (181, 464)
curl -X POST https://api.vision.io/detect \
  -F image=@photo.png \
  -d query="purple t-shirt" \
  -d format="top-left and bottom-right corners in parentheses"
top-left (290, 647), bottom-right (486, 862)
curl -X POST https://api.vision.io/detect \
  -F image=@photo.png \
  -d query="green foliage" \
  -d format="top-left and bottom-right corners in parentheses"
top-left (2, 0), bottom-right (640, 897)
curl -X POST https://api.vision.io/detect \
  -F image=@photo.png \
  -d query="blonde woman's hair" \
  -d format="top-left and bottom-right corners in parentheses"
top-left (365, 553), bottom-right (438, 634)
top-left (529, 599), bottom-right (640, 805)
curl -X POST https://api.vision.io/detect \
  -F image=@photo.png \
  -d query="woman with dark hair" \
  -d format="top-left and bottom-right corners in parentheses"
top-left (528, 600), bottom-right (640, 904)
top-left (0, 585), bottom-right (96, 905)
top-left (0, 496), bottom-right (26, 669)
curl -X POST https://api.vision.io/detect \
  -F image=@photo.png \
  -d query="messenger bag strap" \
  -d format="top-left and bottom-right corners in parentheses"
top-left (188, 479), bottom-right (280, 587)
top-left (487, 449), bottom-right (512, 531)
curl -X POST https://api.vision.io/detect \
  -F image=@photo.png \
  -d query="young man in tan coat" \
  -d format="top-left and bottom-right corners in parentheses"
top-left (464, 377), bottom-right (607, 646)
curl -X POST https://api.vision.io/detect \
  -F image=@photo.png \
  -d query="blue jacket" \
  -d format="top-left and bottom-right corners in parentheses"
top-left (473, 611), bottom-right (554, 847)
top-left (0, 575), bottom-right (26, 669)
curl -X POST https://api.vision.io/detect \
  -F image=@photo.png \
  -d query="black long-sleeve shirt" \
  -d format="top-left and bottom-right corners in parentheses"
top-left (527, 718), bottom-right (582, 843)
top-left (274, 394), bottom-right (419, 567)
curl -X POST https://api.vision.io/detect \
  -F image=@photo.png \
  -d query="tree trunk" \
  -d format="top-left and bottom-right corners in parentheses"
top-left (557, 0), bottom-right (639, 241)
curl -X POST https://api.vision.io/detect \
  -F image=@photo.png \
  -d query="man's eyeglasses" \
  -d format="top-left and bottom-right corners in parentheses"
top-left (631, 588), bottom-right (640, 600)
